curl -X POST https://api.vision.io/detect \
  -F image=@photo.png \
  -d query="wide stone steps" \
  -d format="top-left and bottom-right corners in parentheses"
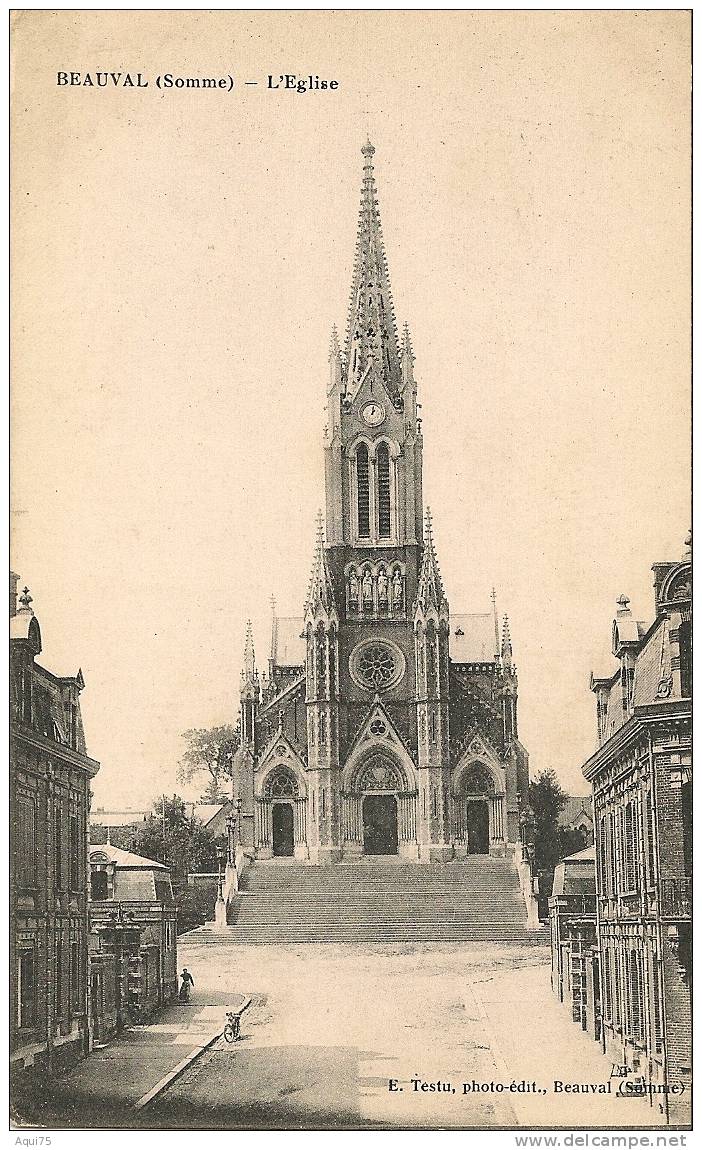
top-left (217, 857), bottom-right (544, 944)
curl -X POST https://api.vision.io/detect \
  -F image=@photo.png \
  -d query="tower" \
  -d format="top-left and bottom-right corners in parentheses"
top-left (240, 142), bottom-right (529, 865)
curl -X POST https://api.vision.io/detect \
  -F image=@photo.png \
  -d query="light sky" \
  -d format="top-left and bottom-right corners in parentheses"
top-left (11, 11), bottom-right (690, 808)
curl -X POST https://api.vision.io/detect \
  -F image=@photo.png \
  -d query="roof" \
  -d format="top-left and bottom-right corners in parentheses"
top-left (450, 615), bottom-right (497, 663)
top-left (552, 847), bottom-right (596, 896)
top-left (90, 809), bottom-right (149, 827)
top-left (558, 795), bottom-right (593, 828)
top-left (189, 803), bottom-right (229, 826)
top-left (563, 845), bottom-right (596, 862)
top-left (89, 844), bottom-right (168, 870)
top-left (273, 617), bottom-right (306, 667)
top-left (10, 611), bottom-right (42, 648)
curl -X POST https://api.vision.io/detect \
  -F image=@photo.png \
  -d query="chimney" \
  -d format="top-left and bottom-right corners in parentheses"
top-left (9, 571), bottom-right (19, 618)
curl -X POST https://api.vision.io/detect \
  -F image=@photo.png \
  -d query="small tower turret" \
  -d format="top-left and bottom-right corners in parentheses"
top-left (239, 620), bottom-right (259, 748)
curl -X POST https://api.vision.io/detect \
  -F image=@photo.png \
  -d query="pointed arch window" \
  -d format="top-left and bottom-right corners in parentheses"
top-left (356, 444), bottom-right (370, 538)
top-left (377, 443), bottom-right (391, 538)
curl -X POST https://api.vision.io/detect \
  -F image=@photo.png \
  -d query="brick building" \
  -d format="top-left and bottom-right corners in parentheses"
top-left (549, 847), bottom-right (599, 1039)
top-left (233, 141), bottom-right (529, 866)
top-left (10, 574), bottom-right (100, 1077)
top-left (584, 538), bottom-right (691, 1124)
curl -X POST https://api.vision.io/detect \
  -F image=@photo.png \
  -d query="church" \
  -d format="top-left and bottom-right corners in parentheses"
top-left (234, 142), bottom-right (529, 865)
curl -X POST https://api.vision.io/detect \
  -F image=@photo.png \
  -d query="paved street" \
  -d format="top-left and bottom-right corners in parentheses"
top-left (144, 937), bottom-right (662, 1130)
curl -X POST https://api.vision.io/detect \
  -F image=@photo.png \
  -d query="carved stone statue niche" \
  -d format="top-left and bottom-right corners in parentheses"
top-left (362, 569), bottom-right (373, 609)
top-left (392, 569), bottom-right (403, 610)
top-left (377, 569), bottom-right (389, 606)
top-left (349, 569), bottom-right (359, 605)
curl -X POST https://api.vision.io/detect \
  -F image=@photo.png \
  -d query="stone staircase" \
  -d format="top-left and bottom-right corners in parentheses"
top-left (211, 856), bottom-right (547, 944)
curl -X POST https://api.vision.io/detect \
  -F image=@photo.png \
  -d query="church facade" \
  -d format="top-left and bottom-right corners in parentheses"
top-left (234, 142), bottom-right (528, 864)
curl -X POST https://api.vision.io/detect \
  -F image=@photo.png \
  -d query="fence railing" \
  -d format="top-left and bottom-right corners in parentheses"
top-left (660, 876), bottom-right (692, 919)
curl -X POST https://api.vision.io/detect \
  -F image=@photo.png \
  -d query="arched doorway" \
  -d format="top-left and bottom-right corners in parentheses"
top-left (363, 794), bottom-right (398, 855)
top-left (264, 766), bottom-right (300, 858)
top-left (272, 803), bottom-right (294, 857)
top-left (358, 755), bottom-right (402, 856)
top-left (466, 801), bottom-right (489, 854)
top-left (455, 762), bottom-right (505, 856)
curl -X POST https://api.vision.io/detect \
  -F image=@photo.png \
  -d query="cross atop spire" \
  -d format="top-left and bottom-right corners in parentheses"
top-left (491, 587), bottom-right (500, 659)
top-left (344, 141), bottom-right (402, 401)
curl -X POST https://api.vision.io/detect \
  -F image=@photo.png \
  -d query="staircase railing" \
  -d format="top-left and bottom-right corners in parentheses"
top-left (214, 845), bottom-right (251, 929)
top-left (512, 841), bottom-right (541, 930)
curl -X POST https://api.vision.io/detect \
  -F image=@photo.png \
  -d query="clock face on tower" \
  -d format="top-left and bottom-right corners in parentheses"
top-left (361, 401), bottom-right (386, 427)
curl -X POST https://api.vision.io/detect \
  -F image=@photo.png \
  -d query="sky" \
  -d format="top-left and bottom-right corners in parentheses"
top-left (11, 11), bottom-right (690, 808)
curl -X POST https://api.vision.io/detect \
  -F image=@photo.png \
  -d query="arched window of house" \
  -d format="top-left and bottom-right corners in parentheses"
top-left (377, 443), bottom-right (391, 538)
top-left (356, 444), bottom-right (370, 538)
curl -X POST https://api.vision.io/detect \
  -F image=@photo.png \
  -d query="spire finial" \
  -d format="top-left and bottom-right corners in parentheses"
top-left (362, 137), bottom-right (375, 162)
top-left (616, 594), bottom-right (631, 614)
top-left (18, 586), bottom-right (33, 613)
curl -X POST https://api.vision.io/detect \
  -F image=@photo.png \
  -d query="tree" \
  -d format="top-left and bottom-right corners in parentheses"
top-left (131, 794), bottom-right (222, 882)
top-left (528, 769), bottom-right (568, 874)
top-left (177, 723), bottom-right (240, 802)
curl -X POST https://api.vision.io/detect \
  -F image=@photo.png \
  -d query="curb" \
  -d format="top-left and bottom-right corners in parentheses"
top-left (133, 995), bottom-right (252, 1112)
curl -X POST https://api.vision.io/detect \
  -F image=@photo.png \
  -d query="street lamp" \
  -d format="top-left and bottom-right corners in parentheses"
top-left (216, 844), bottom-right (225, 899)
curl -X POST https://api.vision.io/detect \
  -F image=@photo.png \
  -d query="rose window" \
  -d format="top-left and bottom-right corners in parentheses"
top-left (358, 644), bottom-right (396, 688)
top-left (350, 638), bottom-right (405, 692)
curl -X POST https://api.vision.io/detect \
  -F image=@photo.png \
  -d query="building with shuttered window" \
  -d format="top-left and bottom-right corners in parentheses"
top-left (584, 538), bottom-right (691, 1124)
top-left (10, 573), bottom-right (100, 1078)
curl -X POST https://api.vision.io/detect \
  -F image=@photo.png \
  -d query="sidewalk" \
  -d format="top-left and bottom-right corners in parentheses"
top-left (13, 995), bottom-right (247, 1129)
top-left (473, 963), bottom-right (666, 1128)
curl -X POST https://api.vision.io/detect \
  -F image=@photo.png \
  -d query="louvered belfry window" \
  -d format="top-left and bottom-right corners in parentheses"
top-left (377, 443), bottom-right (391, 537)
top-left (356, 444), bottom-right (370, 538)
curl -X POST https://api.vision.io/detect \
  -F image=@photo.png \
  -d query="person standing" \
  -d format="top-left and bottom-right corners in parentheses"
top-left (179, 967), bottom-right (194, 1003)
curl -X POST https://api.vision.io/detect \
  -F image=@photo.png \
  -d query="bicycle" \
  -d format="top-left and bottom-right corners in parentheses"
top-left (223, 1010), bottom-right (241, 1043)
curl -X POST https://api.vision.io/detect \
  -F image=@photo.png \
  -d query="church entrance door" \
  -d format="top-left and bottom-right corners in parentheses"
top-left (272, 803), bottom-right (294, 857)
top-left (362, 794), bottom-right (398, 855)
top-left (466, 801), bottom-right (489, 854)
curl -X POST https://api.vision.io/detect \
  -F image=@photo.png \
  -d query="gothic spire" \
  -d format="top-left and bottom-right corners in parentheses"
top-left (416, 508), bottom-right (448, 614)
top-left (305, 510), bottom-right (336, 616)
top-left (243, 619), bottom-right (256, 683)
top-left (344, 140), bottom-right (402, 400)
top-left (501, 614), bottom-right (513, 665)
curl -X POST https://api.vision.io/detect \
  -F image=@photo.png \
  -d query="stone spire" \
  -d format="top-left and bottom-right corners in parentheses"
top-left (305, 511), bottom-right (337, 616)
top-left (416, 508), bottom-right (448, 615)
top-left (243, 620), bottom-right (256, 684)
top-left (344, 140), bottom-right (402, 401)
top-left (501, 614), bottom-right (513, 666)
